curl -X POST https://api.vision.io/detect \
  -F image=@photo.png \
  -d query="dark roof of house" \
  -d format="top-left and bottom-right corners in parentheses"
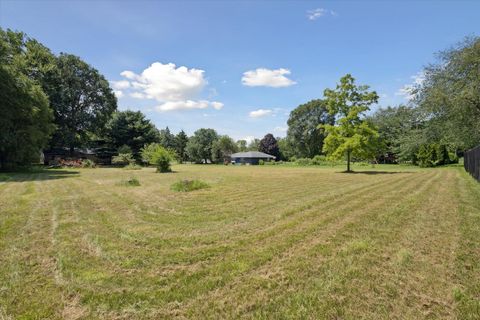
top-left (230, 151), bottom-right (276, 159)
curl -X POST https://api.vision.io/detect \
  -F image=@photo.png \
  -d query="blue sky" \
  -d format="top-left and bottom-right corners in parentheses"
top-left (1, 0), bottom-right (479, 142)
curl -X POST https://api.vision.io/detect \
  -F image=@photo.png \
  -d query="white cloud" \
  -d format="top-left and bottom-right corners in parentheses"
top-left (243, 136), bottom-right (256, 144)
top-left (123, 62), bottom-right (206, 101)
top-left (156, 100), bottom-right (209, 112)
top-left (155, 100), bottom-right (224, 112)
top-left (249, 109), bottom-right (273, 118)
top-left (113, 90), bottom-right (124, 98)
top-left (111, 80), bottom-right (130, 90)
top-left (242, 68), bottom-right (296, 88)
top-left (307, 8), bottom-right (337, 20)
top-left (120, 70), bottom-right (137, 80)
top-left (211, 101), bottom-right (224, 110)
top-left (114, 62), bottom-right (223, 112)
top-left (396, 72), bottom-right (425, 100)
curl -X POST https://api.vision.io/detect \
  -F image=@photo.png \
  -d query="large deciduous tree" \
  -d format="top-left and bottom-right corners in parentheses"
top-left (259, 134), bottom-right (280, 160)
top-left (415, 37), bottom-right (480, 150)
top-left (369, 105), bottom-right (425, 163)
top-left (322, 74), bottom-right (380, 172)
top-left (186, 128), bottom-right (218, 163)
top-left (212, 135), bottom-right (238, 163)
top-left (0, 28), bottom-right (55, 169)
top-left (105, 110), bottom-right (159, 158)
top-left (286, 99), bottom-right (334, 158)
top-left (48, 53), bottom-right (117, 153)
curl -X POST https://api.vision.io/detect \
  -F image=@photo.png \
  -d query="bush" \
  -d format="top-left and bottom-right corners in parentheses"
top-left (141, 143), bottom-right (175, 173)
top-left (417, 143), bottom-right (453, 167)
top-left (258, 159), bottom-right (265, 165)
top-left (311, 155), bottom-right (327, 165)
top-left (449, 152), bottom-right (459, 164)
top-left (81, 159), bottom-right (96, 168)
top-left (112, 153), bottom-right (135, 166)
top-left (296, 158), bottom-right (312, 166)
top-left (119, 176), bottom-right (140, 186)
top-left (171, 179), bottom-right (209, 192)
top-left (123, 163), bottom-right (142, 170)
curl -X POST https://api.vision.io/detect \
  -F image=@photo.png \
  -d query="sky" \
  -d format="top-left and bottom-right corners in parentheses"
top-left (1, 0), bottom-right (479, 142)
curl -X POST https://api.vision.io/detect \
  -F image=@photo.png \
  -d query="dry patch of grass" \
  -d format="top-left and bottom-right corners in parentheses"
top-left (0, 165), bottom-right (479, 319)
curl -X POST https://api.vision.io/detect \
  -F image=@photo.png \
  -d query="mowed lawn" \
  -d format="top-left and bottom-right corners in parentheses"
top-left (1, 165), bottom-right (480, 319)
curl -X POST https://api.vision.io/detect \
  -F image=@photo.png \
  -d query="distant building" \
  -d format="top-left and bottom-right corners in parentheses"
top-left (230, 151), bottom-right (275, 165)
top-left (43, 147), bottom-right (116, 165)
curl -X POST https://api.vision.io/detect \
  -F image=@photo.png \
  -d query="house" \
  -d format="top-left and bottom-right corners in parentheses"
top-left (230, 151), bottom-right (276, 165)
top-left (43, 147), bottom-right (116, 165)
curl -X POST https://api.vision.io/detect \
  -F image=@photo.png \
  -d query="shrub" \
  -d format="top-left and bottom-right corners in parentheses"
top-left (119, 176), bottom-right (140, 186)
top-left (311, 155), bottom-right (327, 165)
top-left (449, 152), bottom-right (459, 164)
top-left (258, 159), bottom-right (265, 165)
top-left (171, 179), bottom-right (209, 192)
top-left (112, 153), bottom-right (135, 166)
top-left (296, 158), bottom-right (312, 166)
top-left (141, 143), bottom-right (175, 173)
top-left (417, 143), bottom-right (453, 167)
top-left (123, 163), bottom-right (142, 170)
top-left (81, 159), bottom-right (96, 168)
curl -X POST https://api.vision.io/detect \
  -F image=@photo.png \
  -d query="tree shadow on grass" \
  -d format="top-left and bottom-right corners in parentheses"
top-left (0, 169), bottom-right (80, 182)
top-left (338, 170), bottom-right (413, 175)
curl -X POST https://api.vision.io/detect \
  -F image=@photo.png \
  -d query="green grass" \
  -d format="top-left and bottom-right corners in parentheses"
top-left (118, 176), bottom-right (141, 186)
top-left (1, 164), bottom-right (480, 319)
top-left (171, 179), bottom-right (210, 192)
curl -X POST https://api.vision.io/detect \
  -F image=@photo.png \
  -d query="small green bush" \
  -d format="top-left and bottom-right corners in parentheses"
top-left (119, 177), bottom-right (140, 186)
top-left (81, 159), bottom-right (96, 168)
top-left (112, 153), bottom-right (136, 166)
top-left (171, 179), bottom-right (209, 192)
top-left (296, 158), bottom-right (312, 166)
top-left (258, 159), bottom-right (265, 165)
top-left (311, 155), bottom-right (327, 165)
top-left (417, 143), bottom-right (453, 167)
top-left (141, 143), bottom-right (175, 173)
top-left (123, 163), bottom-right (142, 170)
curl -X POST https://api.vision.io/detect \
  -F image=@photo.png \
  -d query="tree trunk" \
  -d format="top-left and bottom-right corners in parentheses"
top-left (347, 149), bottom-right (351, 172)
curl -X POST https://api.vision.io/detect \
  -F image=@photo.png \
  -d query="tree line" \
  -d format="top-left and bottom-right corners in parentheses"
top-left (1, 27), bottom-right (478, 170)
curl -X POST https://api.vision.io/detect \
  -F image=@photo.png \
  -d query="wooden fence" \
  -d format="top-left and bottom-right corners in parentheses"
top-left (464, 145), bottom-right (480, 182)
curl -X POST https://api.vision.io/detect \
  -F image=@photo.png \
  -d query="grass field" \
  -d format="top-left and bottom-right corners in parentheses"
top-left (1, 164), bottom-right (480, 319)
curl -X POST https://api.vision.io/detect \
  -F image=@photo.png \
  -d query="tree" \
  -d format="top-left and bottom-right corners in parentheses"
top-left (416, 37), bottom-right (480, 151)
top-left (369, 105), bottom-right (424, 163)
top-left (48, 53), bottom-right (117, 153)
top-left (247, 138), bottom-right (260, 151)
top-left (141, 143), bottom-right (174, 172)
top-left (175, 130), bottom-right (189, 163)
top-left (186, 128), bottom-right (218, 163)
top-left (159, 127), bottom-right (176, 150)
top-left (105, 110), bottom-right (159, 158)
top-left (277, 137), bottom-right (295, 161)
top-left (286, 99), bottom-right (334, 158)
top-left (236, 140), bottom-right (248, 152)
top-left (259, 134), bottom-right (280, 160)
top-left (212, 135), bottom-right (238, 163)
top-left (322, 74), bottom-right (380, 172)
top-left (0, 28), bottom-right (55, 169)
